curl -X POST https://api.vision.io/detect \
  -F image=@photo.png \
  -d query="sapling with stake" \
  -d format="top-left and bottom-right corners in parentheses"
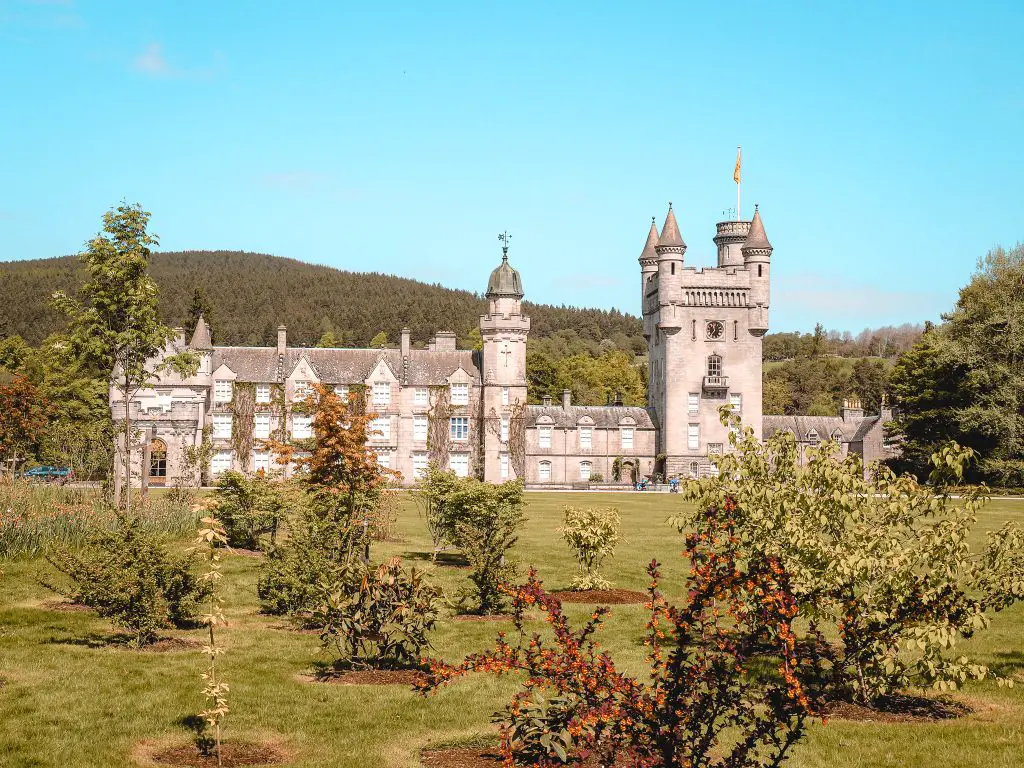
top-left (194, 516), bottom-right (230, 764)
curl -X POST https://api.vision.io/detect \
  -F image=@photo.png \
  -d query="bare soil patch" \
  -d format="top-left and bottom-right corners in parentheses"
top-left (300, 668), bottom-right (422, 686)
top-left (145, 742), bottom-right (286, 766)
top-left (822, 694), bottom-right (973, 723)
top-left (550, 589), bottom-right (647, 605)
top-left (421, 747), bottom-right (635, 767)
top-left (42, 599), bottom-right (92, 613)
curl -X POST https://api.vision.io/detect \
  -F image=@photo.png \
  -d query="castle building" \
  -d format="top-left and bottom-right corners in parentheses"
top-left (112, 203), bottom-right (891, 492)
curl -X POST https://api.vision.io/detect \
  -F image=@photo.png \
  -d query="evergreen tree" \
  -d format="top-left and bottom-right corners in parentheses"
top-left (188, 287), bottom-right (215, 341)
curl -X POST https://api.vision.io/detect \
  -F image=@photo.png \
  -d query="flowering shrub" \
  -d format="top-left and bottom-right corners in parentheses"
top-left (419, 501), bottom-right (822, 767)
top-left (558, 506), bottom-right (620, 591)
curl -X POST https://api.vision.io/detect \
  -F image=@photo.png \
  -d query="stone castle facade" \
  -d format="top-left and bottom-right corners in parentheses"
top-left (113, 204), bottom-right (892, 491)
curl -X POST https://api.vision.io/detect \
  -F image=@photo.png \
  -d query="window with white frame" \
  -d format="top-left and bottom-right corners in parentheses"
top-left (500, 453), bottom-right (509, 479)
top-left (253, 451), bottom-right (271, 473)
top-left (213, 413), bottom-right (232, 439)
top-left (292, 414), bottom-right (312, 439)
top-left (413, 415), bottom-right (428, 442)
top-left (449, 453), bottom-right (469, 477)
top-left (370, 416), bottom-right (390, 441)
top-left (214, 380), bottom-right (233, 403)
top-left (501, 387), bottom-right (510, 406)
top-left (830, 430), bottom-right (844, 443)
top-left (211, 450), bottom-right (232, 475)
top-left (688, 392), bottom-right (699, 415)
top-left (291, 451), bottom-right (310, 473)
top-left (450, 416), bottom-right (469, 441)
top-left (621, 427), bottom-right (634, 450)
top-left (688, 423), bottom-right (700, 451)
top-left (729, 393), bottom-right (742, 413)
top-left (707, 355), bottom-right (722, 378)
top-left (708, 442), bottom-right (724, 455)
top-left (579, 426), bottom-right (592, 449)
top-left (689, 461), bottom-right (700, 478)
top-left (156, 390), bottom-right (172, 412)
top-left (294, 380), bottom-right (312, 400)
top-left (538, 425), bottom-right (552, 448)
top-left (414, 387), bottom-right (428, 406)
top-left (500, 415), bottom-right (509, 442)
top-left (412, 452), bottom-right (429, 478)
top-left (451, 382), bottom-right (469, 405)
top-left (334, 385), bottom-right (348, 401)
top-left (538, 460), bottom-right (552, 481)
top-left (807, 430), bottom-right (820, 445)
top-left (376, 451), bottom-right (391, 469)
top-left (255, 383), bottom-right (271, 403)
top-left (372, 382), bottom-right (390, 407)
top-left (579, 460), bottom-right (592, 481)
top-left (254, 413), bottom-right (271, 439)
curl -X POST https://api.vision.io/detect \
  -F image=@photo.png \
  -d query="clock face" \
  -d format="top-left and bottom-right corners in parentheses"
top-left (706, 321), bottom-right (724, 339)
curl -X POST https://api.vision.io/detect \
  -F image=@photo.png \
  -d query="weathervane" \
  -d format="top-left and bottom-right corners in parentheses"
top-left (498, 231), bottom-right (512, 261)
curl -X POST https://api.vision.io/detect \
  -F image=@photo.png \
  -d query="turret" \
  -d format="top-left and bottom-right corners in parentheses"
top-left (638, 217), bottom-right (659, 301)
top-left (714, 219), bottom-right (751, 267)
top-left (742, 205), bottom-right (772, 335)
top-left (655, 203), bottom-right (685, 307)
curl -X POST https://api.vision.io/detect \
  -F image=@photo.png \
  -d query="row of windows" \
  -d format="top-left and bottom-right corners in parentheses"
top-left (211, 413), bottom-right (472, 443)
top-left (536, 460), bottom-right (595, 482)
top-left (537, 426), bottom-right (634, 450)
top-left (688, 392), bottom-right (742, 415)
top-left (212, 381), bottom-right (500, 407)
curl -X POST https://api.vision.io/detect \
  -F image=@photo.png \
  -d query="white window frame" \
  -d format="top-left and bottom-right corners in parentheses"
top-left (501, 387), bottom-right (510, 406)
top-left (334, 385), bottom-right (349, 401)
top-left (212, 413), bottom-right (232, 439)
top-left (254, 413), bottom-right (271, 439)
top-left (370, 416), bottom-right (391, 441)
top-left (211, 450), bottom-right (232, 475)
top-left (255, 383), bottom-right (271, 404)
top-left (376, 451), bottom-right (391, 469)
top-left (414, 387), bottom-right (428, 406)
top-left (450, 382), bottom-right (469, 405)
top-left (538, 460), bottom-right (551, 482)
top-left (253, 451), bottom-right (271, 473)
top-left (500, 415), bottom-right (509, 442)
top-left (621, 427), bottom-right (634, 450)
top-left (450, 416), bottom-right (469, 442)
top-left (372, 381), bottom-right (391, 407)
top-left (156, 390), bottom-right (172, 412)
top-left (499, 452), bottom-right (509, 479)
top-left (449, 452), bottom-right (470, 477)
top-left (293, 380), bottom-right (312, 400)
top-left (538, 425), bottom-right (552, 449)
top-left (688, 392), bottom-right (699, 416)
top-left (579, 426), bottom-right (593, 449)
top-left (579, 460), bottom-right (592, 481)
top-left (292, 413), bottom-right (312, 439)
top-left (412, 452), bottom-right (429, 479)
top-left (214, 380), bottom-right (233, 403)
top-left (413, 415), bottom-right (428, 442)
top-left (688, 423), bottom-right (700, 451)
top-left (729, 393), bottom-right (742, 413)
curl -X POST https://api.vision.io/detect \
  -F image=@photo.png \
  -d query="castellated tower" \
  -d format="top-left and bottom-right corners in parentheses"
top-left (480, 241), bottom-right (531, 482)
top-left (640, 204), bottom-right (772, 478)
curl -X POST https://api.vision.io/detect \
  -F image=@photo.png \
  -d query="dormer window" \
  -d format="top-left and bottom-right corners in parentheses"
top-left (807, 430), bottom-right (820, 445)
top-left (214, 380), bottom-right (233, 403)
top-left (830, 430), bottom-right (844, 443)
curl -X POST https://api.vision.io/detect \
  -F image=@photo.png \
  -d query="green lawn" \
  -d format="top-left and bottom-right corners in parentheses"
top-left (1, 493), bottom-right (1023, 767)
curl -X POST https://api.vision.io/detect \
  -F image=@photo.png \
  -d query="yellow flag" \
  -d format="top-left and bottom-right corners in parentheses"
top-left (733, 147), bottom-right (741, 184)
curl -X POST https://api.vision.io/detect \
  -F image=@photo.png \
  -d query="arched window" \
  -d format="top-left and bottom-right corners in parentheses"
top-left (149, 439), bottom-right (167, 480)
top-left (538, 461), bottom-right (552, 482)
top-left (689, 461), bottom-right (699, 478)
top-left (707, 354), bottom-right (723, 377)
top-left (579, 461), bottom-right (592, 481)
top-left (806, 430), bottom-right (820, 445)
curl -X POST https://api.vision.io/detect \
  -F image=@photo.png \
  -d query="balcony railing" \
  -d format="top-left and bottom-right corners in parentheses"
top-left (702, 375), bottom-right (729, 391)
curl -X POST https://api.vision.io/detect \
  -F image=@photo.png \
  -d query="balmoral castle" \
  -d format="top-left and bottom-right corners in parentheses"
top-left (112, 204), bottom-right (893, 492)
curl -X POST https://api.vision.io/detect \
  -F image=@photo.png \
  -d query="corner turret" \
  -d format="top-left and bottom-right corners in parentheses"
top-left (655, 203), bottom-right (685, 307)
top-left (742, 205), bottom-right (772, 335)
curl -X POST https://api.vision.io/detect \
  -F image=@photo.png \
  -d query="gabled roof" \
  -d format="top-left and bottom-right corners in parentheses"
top-left (527, 405), bottom-right (656, 429)
top-left (762, 415), bottom-right (881, 443)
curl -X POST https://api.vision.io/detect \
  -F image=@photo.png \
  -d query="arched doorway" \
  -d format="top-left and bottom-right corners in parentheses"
top-left (148, 439), bottom-right (168, 487)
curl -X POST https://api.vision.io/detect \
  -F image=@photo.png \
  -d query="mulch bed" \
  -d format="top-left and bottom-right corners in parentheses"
top-left (822, 693), bottom-right (973, 723)
top-left (42, 599), bottom-right (92, 613)
top-left (147, 742), bottom-right (286, 766)
top-left (143, 637), bottom-right (204, 653)
top-left (301, 668), bottom-right (423, 686)
top-left (550, 589), bottom-right (648, 605)
top-left (421, 747), bottom-right (635, 767)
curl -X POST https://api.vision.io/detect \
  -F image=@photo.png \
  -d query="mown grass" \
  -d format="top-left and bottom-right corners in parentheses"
top-left (1, 492), bottom-right (1023, 767)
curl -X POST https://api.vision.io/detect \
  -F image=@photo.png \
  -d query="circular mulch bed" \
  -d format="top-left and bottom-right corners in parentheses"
top-left (822, 694), bottom-right (973, 723)
top-left (550, 589), bottom-right (647, 605)
top-left (300, 668), bottom-right (423, 686)
top-left (146, 742), bottom-right (286, 766)
top-left (421, 747), bottom-right (504, 767)
top-left (42, 599), bottom-right (92, 613)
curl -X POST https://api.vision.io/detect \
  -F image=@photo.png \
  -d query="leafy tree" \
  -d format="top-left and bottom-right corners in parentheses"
top-left (762, 372), bottom-right (791, 415)
top-left (419, 507), bottom-right (821, 767)
top-left (849, 357), bottom-right (889, 414)
top-left (207, 470), bottom-right (285, 550)
top-left (53, 203), bottom-right (197, 512)
top-left (0, 375), bottom-right (50, 475)
top-left (558, 506), bottom-right (621, 590)
top-left (369, 331), bottom-right (388, 348)
top-left (675, 411), bottom-right (1024, 705)
top-left (315, 329), bottom-right (342, 348)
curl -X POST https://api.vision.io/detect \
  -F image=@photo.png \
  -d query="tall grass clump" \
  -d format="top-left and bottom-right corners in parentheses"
top-left (0, 480), bottom-right (198, 559)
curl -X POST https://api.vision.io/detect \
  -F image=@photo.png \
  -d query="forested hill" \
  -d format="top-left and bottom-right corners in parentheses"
top-left (0, 250), bottom-right (643, 348)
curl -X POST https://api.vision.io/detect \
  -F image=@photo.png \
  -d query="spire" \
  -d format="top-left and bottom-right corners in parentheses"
top-left (656, 203), bottom-right (685, 250)
top-left (638, 216), bottom-right (659, 262)
top-left (742, 205), bottom-right (772, 252)
top-left (486, 233), bottom-right (524, 299)
top-left (189, 314), bottom-right (212, 350)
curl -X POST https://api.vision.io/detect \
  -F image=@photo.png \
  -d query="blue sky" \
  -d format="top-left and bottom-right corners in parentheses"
top-left (1, 1), bottom-right (1022, 333)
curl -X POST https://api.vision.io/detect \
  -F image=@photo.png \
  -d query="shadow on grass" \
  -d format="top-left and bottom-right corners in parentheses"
top-left (989, 650), bottom-right (1024, 678)
top-left (402, 550), bottom-right (470, 568)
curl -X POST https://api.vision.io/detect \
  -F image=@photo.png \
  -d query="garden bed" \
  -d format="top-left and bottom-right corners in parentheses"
top-left (550, 588), bottom-right (647, 604)
top-left (299, 669), bottom-right (422, 686)
top-left (822, 694), bottom-right (973, 723)
top-left (140, 741), bottom-right (286, 766)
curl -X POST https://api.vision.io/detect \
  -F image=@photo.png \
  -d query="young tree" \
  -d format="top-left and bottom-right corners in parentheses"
top-left (559, 506), bottom-right (621, 591)
top-left (369, 331), bottom-right (388, 349)
top-left (53, 203), bottom-right (197, 512)
top-left (0, 375), bottom-right (50, 476)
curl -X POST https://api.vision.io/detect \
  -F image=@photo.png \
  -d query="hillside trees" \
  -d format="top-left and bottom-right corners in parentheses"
top-left (0, 375), bottom-right (50, 475)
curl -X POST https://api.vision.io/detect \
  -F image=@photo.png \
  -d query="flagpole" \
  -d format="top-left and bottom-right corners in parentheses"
top-left (736, 145), bottom-right (741, 221)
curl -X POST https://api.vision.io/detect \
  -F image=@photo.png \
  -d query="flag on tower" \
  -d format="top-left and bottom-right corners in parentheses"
top-left (733, 146), bottom-right (741, 184)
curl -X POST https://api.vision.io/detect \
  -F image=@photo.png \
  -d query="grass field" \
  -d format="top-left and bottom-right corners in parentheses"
top-left (2, 492), bottom-right (1023, 767)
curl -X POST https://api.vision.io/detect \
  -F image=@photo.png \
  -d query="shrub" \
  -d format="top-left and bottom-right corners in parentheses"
top-left (675, 410), bottom-right (1024, 705)
top-left (45, 514), bottom-right (208, 645)
top-left (258, 510), bottom-right (344, 617)
top-left (207, 471), bottom-right (285, 550)
top-left (315, 556), bottom-right (441, 670)
top-left (419, 502), bottom-right (821, 767)
top-left (558, 506), bottom-right (620, 591)
top-left (586, 472), bottom-right (603, 483)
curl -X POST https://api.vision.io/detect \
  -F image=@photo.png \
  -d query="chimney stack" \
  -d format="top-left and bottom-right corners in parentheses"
top-left (841, 397), bottom-right (864, 422)
top-left (434, 331), bottom-right (457, 352)
top-left (401, 328), bottom-right (411, 359)
top-left (562, 388), bottom-right (571, 410)
top-left (542, 395), bottom-right (552, 407)
top-left (277, 325), bottom-right (287, 355)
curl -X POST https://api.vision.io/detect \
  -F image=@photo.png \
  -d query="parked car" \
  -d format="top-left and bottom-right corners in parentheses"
top-left (24, 465), bottom-right (73, 484)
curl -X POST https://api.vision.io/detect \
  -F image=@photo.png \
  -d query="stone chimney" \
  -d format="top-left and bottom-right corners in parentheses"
top-left (401, 328), bottom-right (411, 359)
top-left (434, 331), bottom-right (457, 352)
top-left (542, 395), bottom-right (552, 407)
top-left (277, 325), bottom-right (287, 355)
top-left (841, 397), bottom-right (864, 422)
top-left (879, 394), bottom-right (893, 421)
top-left (562, 388), bottom-right (571, 410)
top-left (613, 390), bottom-right (623, 407)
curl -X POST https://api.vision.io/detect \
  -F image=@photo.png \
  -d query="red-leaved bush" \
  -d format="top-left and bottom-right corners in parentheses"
top-left (417, 500), bottom-right (825, 767)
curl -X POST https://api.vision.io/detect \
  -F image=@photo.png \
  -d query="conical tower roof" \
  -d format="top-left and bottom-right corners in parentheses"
top-left (638, 217), bottom-right (659, 262)
top-left (656, 204), bottom-right (685, 249)
top-left (742, 206), bottom-right (772, 251)
top-left (486, 250), bottom-right (524, 299)
top-left (189, 314), bottom-right (213, 350)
